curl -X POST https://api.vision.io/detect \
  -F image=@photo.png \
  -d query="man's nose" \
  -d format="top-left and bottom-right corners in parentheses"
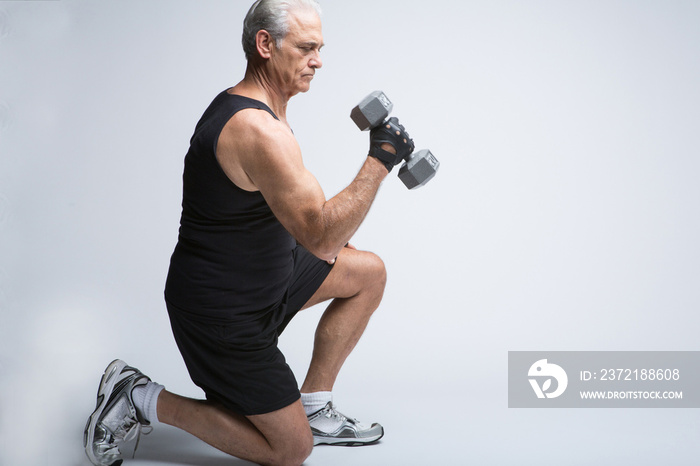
top-left (310, 51), bottom-right (322, 69)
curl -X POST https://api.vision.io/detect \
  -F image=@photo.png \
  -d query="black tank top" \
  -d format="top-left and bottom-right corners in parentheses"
top-left (165, 91), bottom-right (296, 319)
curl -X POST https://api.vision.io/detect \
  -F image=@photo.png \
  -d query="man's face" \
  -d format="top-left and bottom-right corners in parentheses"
top-left (270, 8), bottom-right (324, 97)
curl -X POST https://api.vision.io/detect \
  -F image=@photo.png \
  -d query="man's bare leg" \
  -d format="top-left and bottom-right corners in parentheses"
top-left (299, 246), bottom-right (387, 393)
top-left (157, 391), bottom-right (313, 466)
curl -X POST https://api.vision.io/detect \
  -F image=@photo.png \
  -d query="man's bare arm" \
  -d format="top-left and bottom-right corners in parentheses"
top-left (217, 109), bottom-right (388, 261)
top-left (309, 156), bottom-right (388, 259)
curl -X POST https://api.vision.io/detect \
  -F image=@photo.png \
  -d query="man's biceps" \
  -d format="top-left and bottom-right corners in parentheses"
top-left (265, 187), bottom-right (319, 236)
top-left (254, 161), bottom-right (306, 198)
top-left (267, 174), bottom-right (323, 216)
top-left (245, 143), bottom-right (301, 185)
top-left (267, 174), bottom-right (321, 209)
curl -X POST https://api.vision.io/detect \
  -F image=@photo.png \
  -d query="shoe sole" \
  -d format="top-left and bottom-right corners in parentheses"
top-left (84, 359), bottom-right (128, 466)
top-left (313, 428), bottom-right (384, 446)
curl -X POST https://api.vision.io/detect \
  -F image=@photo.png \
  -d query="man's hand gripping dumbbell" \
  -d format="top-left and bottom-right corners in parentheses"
top-left (351, 91), bottom-right (440, 189)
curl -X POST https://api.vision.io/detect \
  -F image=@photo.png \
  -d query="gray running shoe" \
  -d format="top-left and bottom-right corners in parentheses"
top-left (307, 402), bottom-right (384, 446)
top-left (84, 359), bottom-right (151, 466)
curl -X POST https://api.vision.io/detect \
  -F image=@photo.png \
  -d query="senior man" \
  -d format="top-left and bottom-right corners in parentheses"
top-left (84, 1), bottom-right (413, 465)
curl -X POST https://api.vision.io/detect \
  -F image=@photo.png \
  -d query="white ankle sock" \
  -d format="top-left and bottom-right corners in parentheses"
top-left (132, 381), bottom-right (165, 424)
top-left (300, 391), bottom-right (332, 416)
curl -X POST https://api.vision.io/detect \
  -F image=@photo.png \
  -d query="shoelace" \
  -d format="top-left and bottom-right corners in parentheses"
top-left (131, 423), bottom-right (153, 458)
top-left (322, 403), bottom-right (357, 425)
top-left (102, 414), bottom-right (153, 460)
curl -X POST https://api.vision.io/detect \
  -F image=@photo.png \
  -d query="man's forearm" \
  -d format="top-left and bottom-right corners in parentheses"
top-left (312, 156), bottom-right (387, 260)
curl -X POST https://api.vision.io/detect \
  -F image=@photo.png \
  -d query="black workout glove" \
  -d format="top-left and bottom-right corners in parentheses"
top-left (368, 116), bottom-right (415, 172)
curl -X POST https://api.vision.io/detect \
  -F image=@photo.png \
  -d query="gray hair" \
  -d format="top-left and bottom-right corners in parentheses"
top-left (242, 0), bottom-right (322, 61)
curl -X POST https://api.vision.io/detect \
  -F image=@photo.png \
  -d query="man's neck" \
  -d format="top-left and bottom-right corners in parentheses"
top-left (230, 65), bottom-right (290, 122)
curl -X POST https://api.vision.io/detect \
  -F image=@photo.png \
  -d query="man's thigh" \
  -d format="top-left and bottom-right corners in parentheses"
top-left (247, 399), bottom-right (313, 452)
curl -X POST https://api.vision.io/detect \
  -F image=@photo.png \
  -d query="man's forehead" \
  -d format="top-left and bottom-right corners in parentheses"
top-left (287, 8), bottom-right (323, 38)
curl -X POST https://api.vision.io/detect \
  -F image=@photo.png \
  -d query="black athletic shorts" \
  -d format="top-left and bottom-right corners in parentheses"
top-left (165, 244), bottom-right (333, 416)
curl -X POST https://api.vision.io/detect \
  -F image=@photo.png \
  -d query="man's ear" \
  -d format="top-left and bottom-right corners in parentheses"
top-left (255, 29), bottom-right (275, 59)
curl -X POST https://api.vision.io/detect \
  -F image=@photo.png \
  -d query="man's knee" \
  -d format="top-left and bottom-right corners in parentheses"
top-left (294, 434), bottom-right (314, 465)
top-left (271, 432), bottom-right (313, 466)
top-left (321, 248), bottom-right (387, 303)
top-left (365, 252), bottom-right (387, 292)
top-left (353, 251), bottom-right (386, 311)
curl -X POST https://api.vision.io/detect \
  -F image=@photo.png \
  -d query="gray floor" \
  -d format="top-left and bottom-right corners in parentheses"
top-left (68, 388), bottom-right (700, 466)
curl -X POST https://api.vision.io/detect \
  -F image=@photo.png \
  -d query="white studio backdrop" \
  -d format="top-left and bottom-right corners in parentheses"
top-left (1, 1), bottom-right (699, 465)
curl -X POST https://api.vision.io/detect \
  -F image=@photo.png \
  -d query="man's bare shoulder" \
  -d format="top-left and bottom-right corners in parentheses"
top-left (224, 107), bottom-right (296, 154)
top-left (217, 107), bottom-right (302, 190)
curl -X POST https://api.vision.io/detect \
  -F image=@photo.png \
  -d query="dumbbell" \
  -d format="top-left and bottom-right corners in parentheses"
top-left (350, 91), bottom-right (439, 189)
